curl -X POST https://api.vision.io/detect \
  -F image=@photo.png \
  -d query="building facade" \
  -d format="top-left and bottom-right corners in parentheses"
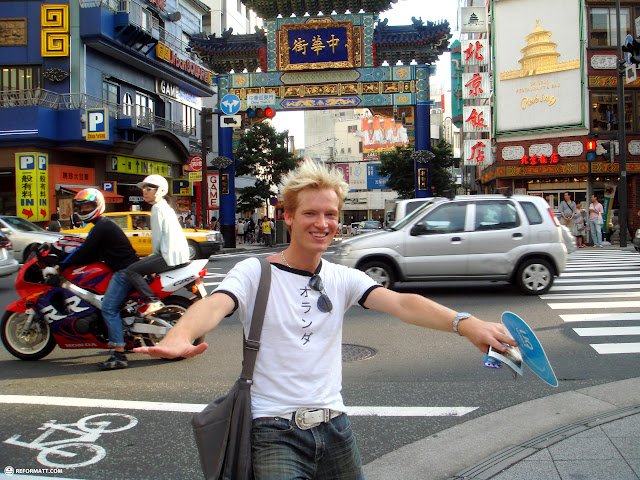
top-left (0, 0), bottom-right (237, 226)
top-left (465, 0), bottom-right (640, 239)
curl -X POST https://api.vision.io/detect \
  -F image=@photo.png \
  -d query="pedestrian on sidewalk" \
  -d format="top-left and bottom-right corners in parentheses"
top-left (133, 160), bottom-right (517, 480)
top-left (262, 215), bottom-right (273, 247)
top-left (589, 194), bottom-right (604, 247)
top-left (574, 202), bottom-right (586, 248)
top-left (559, 192), bottom-right (577, 232)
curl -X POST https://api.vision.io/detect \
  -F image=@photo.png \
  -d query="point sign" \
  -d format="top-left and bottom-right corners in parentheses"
top-left (220, 94), bottom-right (241, 115)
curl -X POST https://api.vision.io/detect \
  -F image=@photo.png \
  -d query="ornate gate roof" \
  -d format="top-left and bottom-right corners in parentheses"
top-left (241, 0), bottom-right (398, 18)
top-left (188, 16), bottom-right (451, 74)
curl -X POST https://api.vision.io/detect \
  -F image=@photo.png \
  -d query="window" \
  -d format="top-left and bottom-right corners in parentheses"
top-left (474, 201), bottom-right (519, 231)
top-left (103, 81), bottom-right (118, 115)
top-left (589, 7), bottom-right (630, 47)
top-left (519, 201), bottom-right (543, 225)
top-left (348, 147), bottom-right (352, 153)
top-left (418, 203), bottom-right (466, 234)
top-left (122, 93), bottom-right (133, 116)
top-left (135, 92), bottom-right (155, 126)
top-left (1, 65), bottom-right (42, 91)
top-left (591, 91), bottom-right (632, 132)
top-left (347, 125), bottom-right (357, 133)
top-left (182, 104), bottom-right (197, 134)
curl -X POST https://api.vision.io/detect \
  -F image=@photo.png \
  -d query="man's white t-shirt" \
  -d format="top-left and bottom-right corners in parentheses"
top-left (214, 258), bottom-right (380, 418)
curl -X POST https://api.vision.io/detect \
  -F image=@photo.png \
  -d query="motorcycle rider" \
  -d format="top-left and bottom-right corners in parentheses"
top-left (57, 188), bottom-right (140, 370)
top-left (125, 174), bottom-right (190, 316)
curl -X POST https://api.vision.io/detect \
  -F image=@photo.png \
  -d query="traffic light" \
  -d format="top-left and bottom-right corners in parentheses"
top-left (244, 107), bottom-right (276, 124)
top-left (622, 37), bottom-right (640, 64)
top-left (586, 140), bottom-right (597, 162)
top-left (601, 140), bottom-right (615, 162)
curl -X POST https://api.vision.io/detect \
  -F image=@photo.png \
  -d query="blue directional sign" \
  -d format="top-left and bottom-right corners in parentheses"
top-left (502, 312), bottom-right (558, 387)
top-left (220, 94), bottom-right (241, 115)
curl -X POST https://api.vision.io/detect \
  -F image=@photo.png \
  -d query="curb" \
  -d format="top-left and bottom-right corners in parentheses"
top-left (448, 403), bottom-right (640, 479)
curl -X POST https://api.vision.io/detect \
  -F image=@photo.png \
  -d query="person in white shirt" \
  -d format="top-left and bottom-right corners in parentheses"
top-left (125, 174), bottom-right (190, 316)
top-left (134, 161), bottom-right (517, 479)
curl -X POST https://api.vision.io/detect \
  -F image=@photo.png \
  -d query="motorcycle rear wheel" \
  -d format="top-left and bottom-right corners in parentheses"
top-left (1, 311), bottom-right (56, 360)
top-left (142, 295), bottom-right (203, 347)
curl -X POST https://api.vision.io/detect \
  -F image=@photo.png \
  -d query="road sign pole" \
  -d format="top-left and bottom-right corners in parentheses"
top-left (616, 0), bottom-right (628, 247)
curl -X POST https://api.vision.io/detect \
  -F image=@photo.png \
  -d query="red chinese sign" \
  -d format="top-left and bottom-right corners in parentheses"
top-left (520, 153), bottom-right (559, 165)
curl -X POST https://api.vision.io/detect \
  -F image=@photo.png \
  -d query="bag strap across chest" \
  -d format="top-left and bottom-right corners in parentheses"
top-left (240, 258), bottom-right (271, 382)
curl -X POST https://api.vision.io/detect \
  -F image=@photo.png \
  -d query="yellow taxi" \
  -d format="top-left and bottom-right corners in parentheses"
top-left (62, 211), bottom-right (224, 260)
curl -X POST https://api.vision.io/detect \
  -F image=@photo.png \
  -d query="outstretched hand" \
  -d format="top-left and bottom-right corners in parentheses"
top-left (133, 342), bottom-right (208, 359)
top-left (459, 318), bottom-right (518, 354)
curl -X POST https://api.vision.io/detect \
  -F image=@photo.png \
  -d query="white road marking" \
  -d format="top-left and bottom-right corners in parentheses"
top-left (548, 301), bottom-right (640, 309)
top-left (573, 326), bottom-right (640, 336)
top-left (544, 288), bottom-right (640, 296)
top-left (560, 313), bottom-right (640, 322)
top-left (590, 343), bottom-right (640, 354)
top-left (0, 395), bottom-right (477, 417)
top-left (558, 270), bottom-right (640, 278)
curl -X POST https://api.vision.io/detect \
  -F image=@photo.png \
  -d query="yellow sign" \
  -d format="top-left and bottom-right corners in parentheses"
top-left (189, 171), bottom-right (202, 183)
top-left (41, 4), bottom-right (69, 57)
top-left (107, 155), bottom-right (175, 177)
top-left (16, 153), bottom-right (49, 222)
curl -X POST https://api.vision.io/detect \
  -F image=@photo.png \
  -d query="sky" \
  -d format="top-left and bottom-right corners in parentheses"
top-left (271, 0), bottom-right (460, 148)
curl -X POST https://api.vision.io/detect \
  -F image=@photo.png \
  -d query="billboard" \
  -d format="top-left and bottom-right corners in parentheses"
top-left (354, 116), bottom-right (409, 153)
top-left (494, 0), bottom-right (582, 133)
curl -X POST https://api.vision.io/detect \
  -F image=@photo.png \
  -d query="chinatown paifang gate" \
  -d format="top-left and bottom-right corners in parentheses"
top-left (188, 0), bottom-right (450, 246)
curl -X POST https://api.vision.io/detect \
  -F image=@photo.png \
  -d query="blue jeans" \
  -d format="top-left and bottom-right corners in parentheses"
top-left (251, 413), bottom-right (363, 480)
top-left (102, 270), bottom-right (131, 348)
top-left (589, 220), bottom-right (603, 246)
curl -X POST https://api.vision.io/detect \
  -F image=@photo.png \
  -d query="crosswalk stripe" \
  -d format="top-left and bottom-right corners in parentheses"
top-left (590, 343), bottom-right (640, 354)
top-left (551, 250), bottom-right (640, 356)
top-left (560, 313), bottom-right (640, 322)
top-left (558, 271), bottom-right (640, 277)
top-left (573, 326), bottom-right (640, 336)
top-left (549, 300), bottom-right (640, 309)
top-left (549, 284), bottom-right (640, 292)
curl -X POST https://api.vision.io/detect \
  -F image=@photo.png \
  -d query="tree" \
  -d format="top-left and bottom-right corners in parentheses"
top-left (377, 147), bottom-right (415, 198)
top-left (429, 139), bottom-right (455, 196)
top-left (377, 139), bottom-right (455, 198)
top-left (234, 122), bottom-right (300, 213)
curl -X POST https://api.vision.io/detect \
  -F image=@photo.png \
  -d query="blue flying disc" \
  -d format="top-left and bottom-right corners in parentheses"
top-left (501, 311), bottom-right (558, 387)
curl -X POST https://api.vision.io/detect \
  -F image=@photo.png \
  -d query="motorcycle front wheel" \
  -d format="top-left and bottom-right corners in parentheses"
top-left (142, 295), bottom-right (204, 347)
top-left (1, 311), bottom-right (56, 360)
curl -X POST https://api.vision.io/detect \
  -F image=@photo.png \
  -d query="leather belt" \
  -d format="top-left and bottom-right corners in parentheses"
top-left (274, 408), bottom-right (342, 430)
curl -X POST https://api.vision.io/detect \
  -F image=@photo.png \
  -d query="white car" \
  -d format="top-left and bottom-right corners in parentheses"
top-left (333, 194), bottom-right (570, 295)
top-left (0, 216), bottom-right (70, 263)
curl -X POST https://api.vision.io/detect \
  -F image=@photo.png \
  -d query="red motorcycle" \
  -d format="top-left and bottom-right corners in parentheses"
top-left (1, 238), bottom-right (208, 360)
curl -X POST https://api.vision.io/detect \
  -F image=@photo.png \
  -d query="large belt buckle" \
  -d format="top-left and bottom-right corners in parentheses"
top-left (294, 408), bottom-right (324, 430)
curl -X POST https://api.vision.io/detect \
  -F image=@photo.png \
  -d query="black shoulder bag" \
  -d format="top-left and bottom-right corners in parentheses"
top-left (192, 258), bottom-right (271, 480)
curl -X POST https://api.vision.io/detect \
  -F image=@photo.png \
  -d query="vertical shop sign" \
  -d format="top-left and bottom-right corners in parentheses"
top-left (207, 172), bottom-right (219, 209)
top-left (16, 153), bottom-right (49, 221)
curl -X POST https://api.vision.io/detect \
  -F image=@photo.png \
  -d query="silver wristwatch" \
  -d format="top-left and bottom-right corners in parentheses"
top-left (453, 312), bottom-right (472, 336)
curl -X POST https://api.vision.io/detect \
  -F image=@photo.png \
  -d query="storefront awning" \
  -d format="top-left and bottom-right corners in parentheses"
top-left (57, 186), bottom-right (124, 204)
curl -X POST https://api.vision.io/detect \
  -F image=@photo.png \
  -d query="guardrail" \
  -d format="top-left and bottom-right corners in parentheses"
top-left (0, 89), bottom-right (195, 137)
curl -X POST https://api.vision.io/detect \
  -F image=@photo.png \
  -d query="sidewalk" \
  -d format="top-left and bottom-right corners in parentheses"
top-left (362, 377), bottom-right (640, 480)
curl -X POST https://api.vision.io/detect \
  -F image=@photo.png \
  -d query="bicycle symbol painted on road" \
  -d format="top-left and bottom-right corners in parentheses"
top-left (3, 413), bottom-right (138, 469)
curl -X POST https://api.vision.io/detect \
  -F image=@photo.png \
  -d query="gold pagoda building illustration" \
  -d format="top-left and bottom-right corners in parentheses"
top-left (500, 19), bottom-right (580, 80)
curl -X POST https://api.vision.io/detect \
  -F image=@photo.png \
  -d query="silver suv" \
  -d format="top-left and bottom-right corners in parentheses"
top-left (332, 194), bottom-right (574, 295)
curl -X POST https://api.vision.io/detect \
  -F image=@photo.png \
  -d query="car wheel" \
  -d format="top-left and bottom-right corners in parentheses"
top-left (187, 240), bottom-right (200, 260)
top-left (516, 258), bottom-right (553, 295)
top-left (360, 260), bottom-right (395, 289)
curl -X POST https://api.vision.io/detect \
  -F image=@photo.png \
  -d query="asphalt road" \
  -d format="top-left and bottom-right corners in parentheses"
top-left (0, 247), bottom-right (638, 479)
